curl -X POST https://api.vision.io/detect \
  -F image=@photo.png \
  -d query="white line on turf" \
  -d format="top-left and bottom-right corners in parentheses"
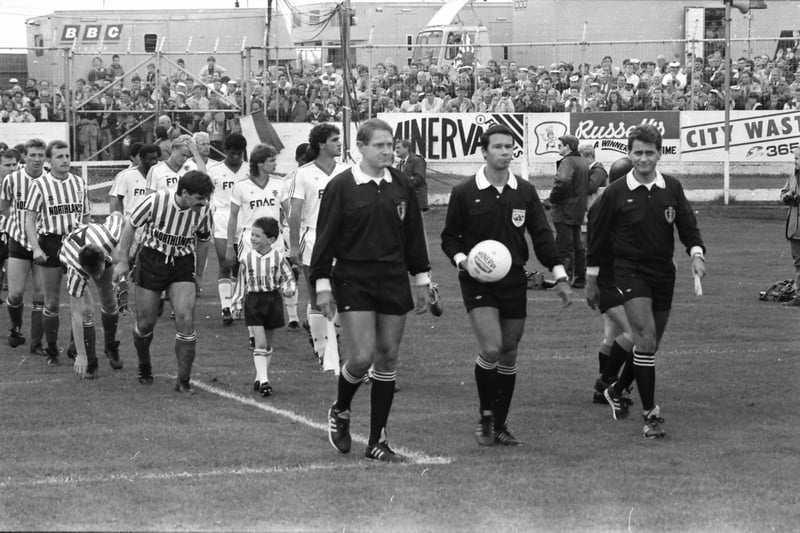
top-left (189, 377), bottom-right (452, 466)
top-left (0, 462), bottom-right (368, 488)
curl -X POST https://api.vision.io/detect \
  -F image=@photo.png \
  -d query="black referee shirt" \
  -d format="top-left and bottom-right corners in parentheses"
top-left (309, 167), bottom-right (429, 285)
top-left (441, 170), bottom-right (560, 271)
top-left (587, 172), bottom-right (705, 273)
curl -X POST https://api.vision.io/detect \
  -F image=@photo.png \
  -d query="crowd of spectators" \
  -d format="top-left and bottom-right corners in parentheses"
top-left (3, 47), bottom-right (800, 161)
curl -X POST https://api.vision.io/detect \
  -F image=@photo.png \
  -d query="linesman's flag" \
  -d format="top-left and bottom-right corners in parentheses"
top-left (240, 112), bottom-right (284, 153)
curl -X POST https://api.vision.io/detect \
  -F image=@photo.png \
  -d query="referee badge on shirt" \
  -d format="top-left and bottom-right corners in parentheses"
top-left (397, 201), bottom-right (407, 221)
top-left (664, 206), bottom-right (676, 224)
top-left (511, 209), bottom-right (526, 227)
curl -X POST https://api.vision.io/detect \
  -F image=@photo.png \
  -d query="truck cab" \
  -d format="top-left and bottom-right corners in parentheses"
top-left (411, 0), bottom-right (491, 69)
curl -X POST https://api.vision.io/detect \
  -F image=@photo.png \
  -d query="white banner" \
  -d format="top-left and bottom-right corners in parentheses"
top-left (0, 122), bottom-right (70, 148)
top-left (681, 110), bottom-right (800, 162)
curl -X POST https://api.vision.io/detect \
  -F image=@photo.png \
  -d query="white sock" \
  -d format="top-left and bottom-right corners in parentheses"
top-left (308, 311), bottom-right (327, 356)
top-left (285, 292), bottom-right (298, 322)
top-left (248, 326), bottom-right (255, 338)
top-left (218, 278), bottom-right (232, 310)
top-left (253, 350), bottom-right (268, 383)
top-left (306, 303), bottom-right (312, 324)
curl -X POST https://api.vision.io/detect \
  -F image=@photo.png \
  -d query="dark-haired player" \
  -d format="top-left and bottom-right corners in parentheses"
top-left (207, 133), bottom-right (248, 326)
top-left (113, 170), bottom-right (214, 393)
top-left (109, 144), bottom-right (161, 216)
top-left (0, 150), bottom-right (21, 312)
top-left (313, 119), bottom-right (430, 463)
top-left (289, 124), bottom-right (349, 361)
top-left (25, 140), bottom-right (90, 366)
top-left (239, 216), bottom-right (296, 396)
top-left (60, 211), bottom-right (126, 378)
top-left (587, 125), bottom-right (706, 438)
top-left (442, 124), bottom-right (571, 447)
top-left (1, 140), bottom-right (46, 354)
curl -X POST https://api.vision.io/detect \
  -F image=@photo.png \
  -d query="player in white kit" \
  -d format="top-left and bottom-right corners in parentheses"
top-left (289, 124), bottom-right (349, 360)
top-left (207, 134), bottom-right (248, 326)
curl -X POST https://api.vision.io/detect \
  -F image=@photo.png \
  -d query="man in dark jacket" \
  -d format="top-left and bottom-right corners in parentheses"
top-left (549, 134), bottom-right (590, 287)
top-left (394, 139), bottom-right (428, 211)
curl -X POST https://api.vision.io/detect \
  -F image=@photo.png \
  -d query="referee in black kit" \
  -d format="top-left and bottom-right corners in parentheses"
top-left (587, 125), bottom-right (706, 439)
top-left (441, 124), bottom-right (571, 447)
top-left (311, 119), bottom-right (431, 463)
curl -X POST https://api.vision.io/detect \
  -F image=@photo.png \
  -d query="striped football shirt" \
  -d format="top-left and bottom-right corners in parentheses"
top-left (60, 212), bottom-right (124, 297)
top-left (1, 168), bottom-right (42, 248)
top-left (240, 245), bottom-right (296, 295)
top-left (25, 172), bottom-right (89, 236)
top-left (129, 190), bottom-right (212, 257)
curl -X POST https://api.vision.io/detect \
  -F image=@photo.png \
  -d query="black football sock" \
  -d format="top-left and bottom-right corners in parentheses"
top-left (42, 309), bottom-right (59, 349)
top-left (632, 349), bottom-right (656, 412)
top-left (614, 346), bottom-right (636, 394)
top-left (7, 298), bottom-right (23, 329)
top-left (368, 370), bottom-right (396, 446)
top-left (474, 354), bottom-right (498, 414)
top-left (83, 322), bottom-right (97, 369)
top-left (493, 364), bottom-right (517, 431)
top-left (335, 364), bottom-right (363, 412)
top-left (605, 339), bottom-right (632, 381)
top-left (598, 343), bottom-right (612, 376)
top-left (30, 301), bottom-right (44, 345)
top-left (101, 311), bottom-right (119, 347)
top-left (175, 331), bottom-right (197, 383)
top-left (132, 325), bottom-right (153, 366)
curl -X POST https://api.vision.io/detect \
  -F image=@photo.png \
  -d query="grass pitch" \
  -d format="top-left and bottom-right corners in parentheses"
top-left (1, 205), bottom-right (799, 532)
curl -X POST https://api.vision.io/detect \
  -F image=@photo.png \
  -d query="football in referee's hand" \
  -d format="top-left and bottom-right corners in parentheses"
top-left (609, 157), bottom-right (633, 182)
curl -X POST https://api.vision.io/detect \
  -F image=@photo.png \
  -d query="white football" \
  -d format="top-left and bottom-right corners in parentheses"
top-left (467, 239), bottom-right (512, 283)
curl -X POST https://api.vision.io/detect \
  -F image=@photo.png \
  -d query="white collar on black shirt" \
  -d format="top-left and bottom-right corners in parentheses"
top-left (475, 165), bottom-right (517, 191)
top-left (353, 163), bottom-right (392, 185)
top-left (626, 170), bottom-right (665, 191)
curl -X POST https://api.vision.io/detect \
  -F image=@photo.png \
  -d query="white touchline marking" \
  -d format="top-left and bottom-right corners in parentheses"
top-left (189, 378), bottom-right (452, 466)
top-left (0, 462), bottom-right (368, 488)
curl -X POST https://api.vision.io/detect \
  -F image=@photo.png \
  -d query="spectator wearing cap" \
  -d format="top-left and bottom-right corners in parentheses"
top-left (662, 61), bottom-right (687, 89)
top-left (549, 134), bottom-right (590, 288)
top-left (198, 56), bottom-right (227, 84)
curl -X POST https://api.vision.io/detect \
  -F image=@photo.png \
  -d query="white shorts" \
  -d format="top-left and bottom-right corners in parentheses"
top-left (300, 227), bottom-right (316, 266)
top-left (213, 209), bottom-right (230, 240)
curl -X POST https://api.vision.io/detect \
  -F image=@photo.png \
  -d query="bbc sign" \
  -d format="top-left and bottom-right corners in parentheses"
top-left (60, 25), bottom-right (123, 43)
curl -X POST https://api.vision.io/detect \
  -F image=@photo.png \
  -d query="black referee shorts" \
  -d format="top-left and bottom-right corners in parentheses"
top-left (459, 265), bottom-right (527, 319)
top-left (614, 260), bottom-right (675, 312)
top-left (331, 260), bottom-right (413, 315)
top-left (8, 237), bottom-right (33, 261)
top-left (38, 234), bottom-right (64, 268)
top-left (244, 291), bottom-right (285, 329)
top-left (133, 247), bottom-right (196, 293)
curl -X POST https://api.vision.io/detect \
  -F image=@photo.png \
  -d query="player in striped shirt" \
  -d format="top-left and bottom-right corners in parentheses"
top-left (288, 124), bottom-right (349, 360)
top-left (240, 216), bottom-right (296, 397)
top-left (226, 144), bottom-right (291, 341)
top-left (0, 150), bottom-right (21, 317)
top-left (113, 170), bottom-right (214, 393)
top-left (24, 140), bottom-right (90, 366)
top-left (60, 212), bottom-right (125, 378)
top-left (207, 133), bottom-right (248, 326)
top-left (1, 139), bottom-right (46, 354)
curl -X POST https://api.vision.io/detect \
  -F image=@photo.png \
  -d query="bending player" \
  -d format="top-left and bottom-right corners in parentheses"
top-left (60, 211), bottom-right (126, 378)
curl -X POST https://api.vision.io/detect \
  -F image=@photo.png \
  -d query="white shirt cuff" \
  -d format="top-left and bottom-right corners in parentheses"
top-left (690, 246), bottom-right (704, 258)
top-left (316, 278), bottom-right (332, 293)
top-left (453, 253), bottom-right (468, 269)
top-left (411, 271), bottom-right (431, 286)
top-left (552, 264), bottom-right (568, 280)
top-left (586, 266), bottom-right (600, 277)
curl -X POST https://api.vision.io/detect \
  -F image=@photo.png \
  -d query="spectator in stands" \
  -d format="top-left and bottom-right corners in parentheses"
top-left (198, 56), bottom-right (227, 84)
top-left (87, 57), bottom-right (109, 85)
top-left (109, 54), bottom-right (124, 80)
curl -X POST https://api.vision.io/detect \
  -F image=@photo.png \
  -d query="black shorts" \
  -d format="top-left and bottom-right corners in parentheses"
top-left (244, 291), bottom-right (285, 329)
top-left (38, 234), bottom-right (64, 268)
top-left (0, 234), bottom-right (8, 264)
top-left (459, 265), bottom-right (527, 319)
top-left (597, 269), bottom-right (625, 314)
top-left (331, 260), bottom-right (413, 315)
top-left (133, 247), bottom-right (196, 292)
top-left (8, 237), bottom-right (33, 261)
top-left (614, 260), bottom-right (675, 312)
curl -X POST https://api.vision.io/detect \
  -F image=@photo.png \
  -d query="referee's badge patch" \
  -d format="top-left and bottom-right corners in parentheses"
top-left (397, 201), bottom-right (407, 221)
top-left (664, 206), bottom-right (676, 224)
top-left (511, 209), bottom-right (525, 227)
